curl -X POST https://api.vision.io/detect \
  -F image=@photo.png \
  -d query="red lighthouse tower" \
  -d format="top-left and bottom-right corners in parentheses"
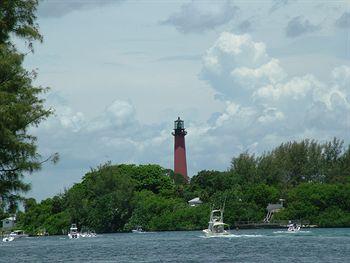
top-left (172, 117), bottom-right (188, 182)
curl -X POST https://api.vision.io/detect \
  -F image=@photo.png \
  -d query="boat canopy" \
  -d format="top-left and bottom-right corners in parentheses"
top-left (13, 230), bottom-right (24, 234)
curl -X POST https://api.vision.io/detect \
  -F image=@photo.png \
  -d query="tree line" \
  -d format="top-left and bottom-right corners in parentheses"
top-left (10, 138), bottom-right (350, 234)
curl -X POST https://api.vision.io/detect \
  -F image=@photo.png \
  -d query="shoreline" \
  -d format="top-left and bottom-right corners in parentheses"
top-left (4, 226), bottom-right (349, 237)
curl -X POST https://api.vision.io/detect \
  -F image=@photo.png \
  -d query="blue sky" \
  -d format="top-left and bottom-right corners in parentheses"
top-left (21, 0), bottom-right (350, 200)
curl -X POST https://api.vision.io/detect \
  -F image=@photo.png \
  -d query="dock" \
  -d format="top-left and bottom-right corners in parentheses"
top-left (234, 220), bottom-right (311, 229)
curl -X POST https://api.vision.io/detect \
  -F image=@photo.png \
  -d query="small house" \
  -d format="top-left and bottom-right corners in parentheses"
top-left (188, 197), bottom-right (203, 207)
top-left (1, 216), bottom-right (16, 229)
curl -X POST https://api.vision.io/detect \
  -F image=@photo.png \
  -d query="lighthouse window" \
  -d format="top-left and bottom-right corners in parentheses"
top-left (174, 118), bottom-right (185, 130)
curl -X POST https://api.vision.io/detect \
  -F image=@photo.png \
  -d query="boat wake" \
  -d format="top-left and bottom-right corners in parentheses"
top-left (201, 233), bottom-right (263, 238)
top-left (273, 230), bottom-right (311, 234)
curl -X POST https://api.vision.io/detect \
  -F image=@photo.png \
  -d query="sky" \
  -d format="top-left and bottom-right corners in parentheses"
top-left (20, 0), bottom-right (350, 200)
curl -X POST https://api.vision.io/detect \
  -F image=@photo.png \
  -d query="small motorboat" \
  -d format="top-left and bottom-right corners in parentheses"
top-left (203, 207), bottom-right (230, 237)
top-left (2, 236), bottom-right (15, 242)
top-left (89, 230), bottom-right (97, 237)
top-left (132, 226), bottom-right (145, 233)
top-left (9, 230), bottom-right (29, 238)
top-left (80, 230), bottom-right (97, 238)
top-left (68, 224), bottom-right (80, 239)
top-left (2, 230), bottom-right (28, 242)
top-left (287, 223), bottom-right (301, 232)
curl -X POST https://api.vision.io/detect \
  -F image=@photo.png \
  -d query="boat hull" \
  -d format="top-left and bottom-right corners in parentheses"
top-left (132, 230), bottom-right (145, 233)
top-left (287, 225), bottom-right (301, 232)
top-left (68, 233), bottom-right (80, 239)
top-left (287, 228), bottom-right (300, 232)
top-left (203, 229), bottom-right (230, 237)
top-left (2, 236), bottom-right (15, 242)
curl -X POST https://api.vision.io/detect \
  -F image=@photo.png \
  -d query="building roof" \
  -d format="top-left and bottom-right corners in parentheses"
top-left (188, 197), bottom-right (203, 204)
top-left (1, 216), bottom-right (16, 222)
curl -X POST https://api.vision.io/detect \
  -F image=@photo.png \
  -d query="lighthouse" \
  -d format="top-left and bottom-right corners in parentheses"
top-left (172, 117), bottom-right (189, 182)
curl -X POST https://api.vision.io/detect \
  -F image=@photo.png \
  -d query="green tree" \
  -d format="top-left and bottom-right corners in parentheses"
top-left (190, 170), bottom-right (235, 196)
top-left (231, 152), bottom-right (258, 185)
top-left (0, 0), bottom-right (42, 48)
top-left (0, 0), bottom-right (56, 211)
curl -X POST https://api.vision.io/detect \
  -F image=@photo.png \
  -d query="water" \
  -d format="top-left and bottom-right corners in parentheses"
top-left (1, 228), bottom-right (350, 262)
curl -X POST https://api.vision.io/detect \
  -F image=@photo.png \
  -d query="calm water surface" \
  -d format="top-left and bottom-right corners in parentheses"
top-left (1, 228), bottom-right (350, 262)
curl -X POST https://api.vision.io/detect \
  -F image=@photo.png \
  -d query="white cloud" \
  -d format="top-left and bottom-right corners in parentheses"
top-left (332, 65), bottom-right (350, 96)
top-left (201, 32), bottom-right (284, 102)
top-left (59, 110), bottom-right (85, 132)
top-left (196, 32), bottom-right (350, 168)
top-left (253, 74), bottom-right (324, 102)
top-left (38, 93), bottom-right (86, 133)
top-left (87, 100), bottom-right (136, 132)
top-left (257, 108), bottom-right (284, 124)
top-left (231, 58), bottom-right (286, 87)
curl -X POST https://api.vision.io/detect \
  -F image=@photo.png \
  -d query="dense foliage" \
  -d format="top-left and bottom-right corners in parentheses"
top-left (14, 139), bottom-right (350, 235)
top-left (17, 163), bottom-right (209, 234)
top-left (0, 0), bottom-right (56, 211)
top-left (0, 0), bottom-right (42, 47)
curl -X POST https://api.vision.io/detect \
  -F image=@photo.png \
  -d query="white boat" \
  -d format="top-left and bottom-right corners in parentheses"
top-left (9, 230), bottom-right (29, 238)
top-left (132, 226), bottom-right (145, 233)
top-left (2, 236), bottom-right (14, 242)
top-left (287, 223), bottom-right (301, 232)
top-left (2, 230), bottom-right (28, 242)
top-left (68, 224), bottom-right (80, 239)
top-left (88, 230), bottom-right (97, 237)
top-left (80, 230), bottom-right (97, 238)
top-left (203, 208), bottom-right (230, 237)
